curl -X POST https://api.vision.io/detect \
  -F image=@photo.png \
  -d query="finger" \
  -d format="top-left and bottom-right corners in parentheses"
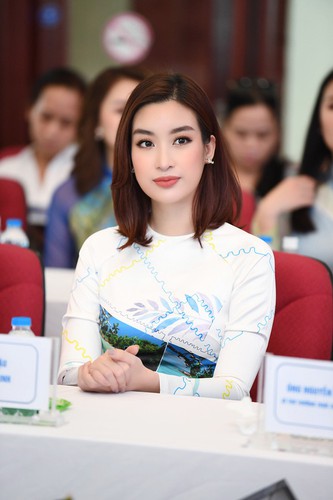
top-left (88, 366), bottom-right (120, 393)
top-left (106, 362), bottom-right (128, 392)
top-left (125, 344), bottom-right (140, 356)
top-left (79, 362), bottom-right (110, 392)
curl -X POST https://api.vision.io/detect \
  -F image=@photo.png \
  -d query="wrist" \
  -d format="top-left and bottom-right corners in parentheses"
top-left (137, 368), bottom-right (160, 393)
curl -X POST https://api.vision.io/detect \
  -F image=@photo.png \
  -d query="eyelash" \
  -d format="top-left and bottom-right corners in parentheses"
top-left (136, 136), bottom-right (192, 148)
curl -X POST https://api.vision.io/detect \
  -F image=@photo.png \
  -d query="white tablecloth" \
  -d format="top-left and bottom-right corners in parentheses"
top-left (1, 386), bottom-right (332, 500)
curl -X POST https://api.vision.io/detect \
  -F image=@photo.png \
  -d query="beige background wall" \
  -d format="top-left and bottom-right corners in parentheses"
top-left (68, 0), bottom-right (130, 80)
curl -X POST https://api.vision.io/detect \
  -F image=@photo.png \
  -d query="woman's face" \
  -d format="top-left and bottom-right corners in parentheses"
top-left (131, 99), bottom-right (215, 211)
top-left (98, 78), bottom-right (140, 157)
top-left (320, 79), bottom-right (333, 153)
top-left (223, 104), bottom-right (280, 173)
top-left (28, 85), bottom-right (83, 161)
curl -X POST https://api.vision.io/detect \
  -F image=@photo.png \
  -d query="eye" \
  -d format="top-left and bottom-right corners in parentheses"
top-left (137, 139), bottom-right (154, 148)
top-left (41, 112), bottom-right (53, 123)
top-left (174, 136), bottom-right (191, 145)
top-left (257, 131), bottom-right (270, 139)
top-left (235, 130), bottom-right (247, 138)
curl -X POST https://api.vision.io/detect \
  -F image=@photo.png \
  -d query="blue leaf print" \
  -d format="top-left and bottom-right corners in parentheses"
top-left (168, 323), bottom-right (189, 335)
top-left (134, 302), bottom-right (145, 308)
top-left (161, 298), bottom-right (171, 311)
top-left (157, 317), bottom-right (179, 331)
top-left (148, 300), bottom-right (158, 310)
top-left (186, 294), bottom-right (199, 313)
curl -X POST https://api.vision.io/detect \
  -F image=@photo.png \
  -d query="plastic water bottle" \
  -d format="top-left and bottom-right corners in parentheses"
top-left (1, 317), bottom-right (37, 417)
top-left (8, 316), bottom-right (35, 337)
top-left (0, 218), bottom-right (29, 247)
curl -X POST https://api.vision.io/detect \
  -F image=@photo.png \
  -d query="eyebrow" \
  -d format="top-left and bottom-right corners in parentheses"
top-left (132, 125), bottom-right (195, 136)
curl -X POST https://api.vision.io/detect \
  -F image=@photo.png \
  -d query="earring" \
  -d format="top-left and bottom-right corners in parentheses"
top-left (131, 167), bottom-right (135, 174)
top-left (94, 126), bottom-right (104, 140)
top-left (206, 158), bottom-right (214, 165)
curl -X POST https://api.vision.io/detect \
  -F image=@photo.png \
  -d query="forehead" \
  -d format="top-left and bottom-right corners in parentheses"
top-left (321, 80), bottom-right (333, 102)
top-left (133, 99), bottom-right (199, 130)
top-left (33, 85), bottom-right (82, 113)
top-left (103, 78), bottom-right (139, 105)
top-left (227, 104), bottom-right (278, 129)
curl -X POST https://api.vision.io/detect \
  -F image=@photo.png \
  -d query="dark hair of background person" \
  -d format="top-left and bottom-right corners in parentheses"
top-left (72, 66), bottom-right (148, 196)
top-left (224, 78), bottom-right (288, 198)
top-left (291, 69), bottom-right (333, 233)
top-left (30, 67), bottom-right (87, 105)
top-left (112, 72), bottom-right (241, 249)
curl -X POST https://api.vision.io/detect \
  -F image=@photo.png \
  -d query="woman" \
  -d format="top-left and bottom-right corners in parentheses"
top-left (0, 67), bottom-right (86, 253)
top-left (58, 73), bottom-right (276, 400)
top-left (289, 69), bottom-right (333, 270)
top-left (44, 66), bottom-right (147, 267)
top-left (222, 78), bottom-right (315, 247)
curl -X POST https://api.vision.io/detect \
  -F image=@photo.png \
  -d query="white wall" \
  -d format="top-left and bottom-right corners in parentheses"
top-left (282, 0), bottom-right (333, 163)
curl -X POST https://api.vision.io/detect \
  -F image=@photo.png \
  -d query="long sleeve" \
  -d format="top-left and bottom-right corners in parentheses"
top-left (44, 180), bottom-right (78, 268)
top-left (159, 252), bottom-right (275, 399)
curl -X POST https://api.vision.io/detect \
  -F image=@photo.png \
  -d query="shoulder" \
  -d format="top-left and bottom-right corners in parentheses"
top-left (53, 177), bottom-right (78, 199)
top-left (208, 223), bottom-right (274, 270)
top-left (50, 177), bottom-right (79, 214)
top-left (79, 227), bottom-right (124, 264)
top-left (0, 146), bottom-right (34, 175)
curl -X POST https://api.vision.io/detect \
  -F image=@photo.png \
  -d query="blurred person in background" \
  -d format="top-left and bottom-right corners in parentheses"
top-left (222, 77), bottom-right (315, 248)
top-left (288, 69), bottom-right (333, 271)
top-left (44, 66), bottom-right (147, 268)
top-left (0, 67), bottom-right (86, 252)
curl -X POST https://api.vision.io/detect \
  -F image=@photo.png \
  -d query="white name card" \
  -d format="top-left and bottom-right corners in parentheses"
top-left (0, 334), bottom-right (52, 411)
top-left (264, 354), bottom-right (333, 439)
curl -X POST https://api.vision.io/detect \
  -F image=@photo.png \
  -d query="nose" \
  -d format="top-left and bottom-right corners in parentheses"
top-left (44, 119), bottom-right (62, 140)
top-left (156, 144), bottom-right (174, 171)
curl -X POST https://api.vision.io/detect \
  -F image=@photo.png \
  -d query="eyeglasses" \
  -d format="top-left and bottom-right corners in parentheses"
top-left (227, 77), bottom-right (276, 91)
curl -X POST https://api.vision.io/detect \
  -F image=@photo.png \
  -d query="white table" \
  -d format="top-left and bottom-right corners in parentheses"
top-left (1, 386), bottom-right (332, 500)
top-left (44, 267), bottom-right (74, 338)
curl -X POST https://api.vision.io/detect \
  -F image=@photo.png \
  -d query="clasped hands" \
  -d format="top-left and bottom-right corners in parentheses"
top-left (78, 345), bottom-right (160, 394)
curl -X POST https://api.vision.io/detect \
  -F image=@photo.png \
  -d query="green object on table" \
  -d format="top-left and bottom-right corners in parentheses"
top-left (49, 398), bottom-right (72, 412)
top-left (1, 408), bottom-right (37, 416)
top-left (1, 398), bottom-right (71, 416)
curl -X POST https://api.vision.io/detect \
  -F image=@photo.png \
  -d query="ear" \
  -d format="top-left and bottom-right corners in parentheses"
top-left (205, 134), bottom-right (216, 161)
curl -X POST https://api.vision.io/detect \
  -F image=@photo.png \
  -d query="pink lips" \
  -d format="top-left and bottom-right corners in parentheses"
top-left (153, 176), bottom-right (180, 188)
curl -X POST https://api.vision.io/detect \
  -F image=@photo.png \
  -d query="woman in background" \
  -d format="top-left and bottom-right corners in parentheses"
top-left (58, 72), bottom-right (275, 399)
top-left (0, 67), bottom-right (86, 253)
top-left (222, 78), bottom-right (315, 247)
top-left (44, 66), bottom-right (147, 268)
top-left (289, 69), bottom-right (333, 270)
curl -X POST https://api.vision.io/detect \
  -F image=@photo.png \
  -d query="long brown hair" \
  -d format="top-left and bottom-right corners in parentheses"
top-left (112, 72), bottom-right (241, 248)
top-left (72, 66), bottom-right (147, 195)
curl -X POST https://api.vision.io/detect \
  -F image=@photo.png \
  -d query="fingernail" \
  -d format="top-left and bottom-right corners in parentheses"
top-left (107, 347), bottom-right (115, 355)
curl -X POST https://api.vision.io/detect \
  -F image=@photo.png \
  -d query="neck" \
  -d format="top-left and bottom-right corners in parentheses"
top-left (33, 148), bottom-right (54, 181)
top-left (150, 202), bottom-right (194, 236)
top-left (237, 169), bottom-right (261, 193)
top-left (105, 146), bottom-right (114, 172)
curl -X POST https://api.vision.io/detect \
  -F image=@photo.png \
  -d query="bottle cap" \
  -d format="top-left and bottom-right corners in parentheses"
top-left (259, 235), bottom-right (273, 245)
top-left (6, 218), bottom-right (22, 228)
top-left (11, 316), bottom-right (32, 327)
